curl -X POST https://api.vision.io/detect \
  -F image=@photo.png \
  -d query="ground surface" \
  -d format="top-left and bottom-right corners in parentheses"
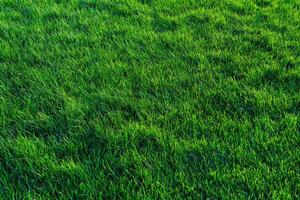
top-left (0, 0), bottom-right (299, 199)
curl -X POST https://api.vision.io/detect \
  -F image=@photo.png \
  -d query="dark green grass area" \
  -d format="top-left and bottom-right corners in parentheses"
top-left (0, 0), bottom-right (300, 199)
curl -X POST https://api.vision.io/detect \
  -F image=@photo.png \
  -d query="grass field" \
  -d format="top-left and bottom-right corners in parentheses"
top-left (0, 0), bottom-right (299, 199)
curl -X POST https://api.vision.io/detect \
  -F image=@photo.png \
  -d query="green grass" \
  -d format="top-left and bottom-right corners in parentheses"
top-left (0, 0), bottom-right (299, 199)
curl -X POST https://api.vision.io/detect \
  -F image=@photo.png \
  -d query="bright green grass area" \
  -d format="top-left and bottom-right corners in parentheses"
top-left (0, 0), bottom-right (299, 199)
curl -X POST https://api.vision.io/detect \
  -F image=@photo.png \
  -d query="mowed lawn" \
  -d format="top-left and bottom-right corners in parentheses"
top-left (0, 0), bottom-right (299, 199)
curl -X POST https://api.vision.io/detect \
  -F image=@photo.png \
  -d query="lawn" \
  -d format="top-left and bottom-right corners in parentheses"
top-left (0, 0), bottom-right (299, 199)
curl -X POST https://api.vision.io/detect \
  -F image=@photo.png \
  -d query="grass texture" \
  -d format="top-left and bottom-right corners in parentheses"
top-left (0, 0), bottom-right (300, 199)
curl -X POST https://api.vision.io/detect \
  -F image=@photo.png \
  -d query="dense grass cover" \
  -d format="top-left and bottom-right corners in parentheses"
top-left (0, 0), bottom-right (299, 199)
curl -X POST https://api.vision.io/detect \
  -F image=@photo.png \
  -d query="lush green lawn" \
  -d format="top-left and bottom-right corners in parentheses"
top-left (0, 0), bottom-right (299, 199)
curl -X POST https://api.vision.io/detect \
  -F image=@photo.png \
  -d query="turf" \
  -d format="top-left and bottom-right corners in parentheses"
top-left (0, 0), bottom-right (299, 199)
